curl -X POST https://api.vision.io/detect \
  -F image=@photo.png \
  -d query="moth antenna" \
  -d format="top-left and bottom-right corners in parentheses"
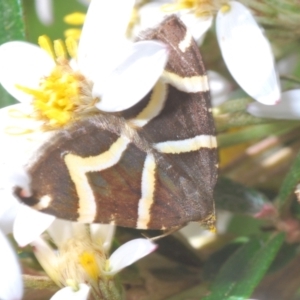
top-left (143, 226), bottom-right (184, 241)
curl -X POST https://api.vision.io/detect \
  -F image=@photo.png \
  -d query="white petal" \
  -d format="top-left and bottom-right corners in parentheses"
top-left (94, 41), bottom-right (168, 112)
top-left (47, 219), bottom-right (77, 247)
top-left (90, 224), bottom-right (115, 252)
top-left (137, 2), bottom-right (213, 44)
top-left (216, 1), bottom-right (280, 105)
top-left (107, 238), bottom-right (157, 275)
top-left (248, 89), bottom-right (300, 119)
top-left (13, 205), bottom-right (55, 247)
top-left (78, 0), bottom-right (135, 80)
top-left (50, 284), bottom-right (90, 300)
top-left (137, 0), bottom-right (170, 33)
top-left (0, 104), bottom-right (54, 210)
top-left (179, 13), bottom-right (213, 45)
top-left (34, 0), bottom-right (53, 25)
top-left (0, 190), bottom-right (19, 234)
top-left (31, 237), bottom-right (60, 284)
top-left (0, 230), bottom-right (23, 300)
top-left (0, 41), bottom-right (55, 103)
top-left (0, 104), bottom-right (54, 171)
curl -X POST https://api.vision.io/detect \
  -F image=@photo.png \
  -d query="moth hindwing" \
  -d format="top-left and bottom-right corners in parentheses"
top-left (14, 15), bottom-right (218, 231)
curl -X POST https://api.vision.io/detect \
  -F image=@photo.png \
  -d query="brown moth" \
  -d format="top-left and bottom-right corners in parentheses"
top-left (14, 16), bottom-right (218, 231)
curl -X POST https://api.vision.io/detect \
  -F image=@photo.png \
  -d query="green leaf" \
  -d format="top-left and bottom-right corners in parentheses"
top-left (217, 122), bottom-right (300, 148)
top-left (0, 0), bottom-right (26, 107)
top-left (216, 97), bottom-right (252, 114)
top-left (226, 215), bottom-right (263, 237)
top-left (215, 112), bottom-right (269, 132)
top-left (202, 233), bottom-right (285, 300)
top-left (226, 297), bottom-right (249, 300)
top-left (0, 0), bottom-right (25, 43)
top-left (24, 0), bottom-right (87, 43)
top-left (215, 177), bottom-right (270, 215)
top-left (203, 241), bottom-right (245, 282)
top-left (277, 151), bottom-right (300, 213)
top-left (0, 84), bottom-right (17, 108)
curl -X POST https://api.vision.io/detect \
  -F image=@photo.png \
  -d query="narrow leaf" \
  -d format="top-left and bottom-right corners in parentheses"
top-left (215, 177), bottom-right (270, 215)
top-left (0, 85), bottom-right (17, 108)
top-left (217, 122), bottom-right (299, 148)
top-left (202, 233), bottom-right (284, 300)
top-left (0, 0), bottom-right (25, 107)
top-left (277, 151), bottom-right (300, 212)
top-left (0, 0), bottom-right (25, 43)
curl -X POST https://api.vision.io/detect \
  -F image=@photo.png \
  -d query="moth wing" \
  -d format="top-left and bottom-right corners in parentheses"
top-left (14, 16), bottom-right (217, 230)
top-left (127, 16), bottom-right (218, 229)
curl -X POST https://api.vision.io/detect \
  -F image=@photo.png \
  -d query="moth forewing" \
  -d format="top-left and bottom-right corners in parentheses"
top-left (14, 15), bottom-right (218, 231)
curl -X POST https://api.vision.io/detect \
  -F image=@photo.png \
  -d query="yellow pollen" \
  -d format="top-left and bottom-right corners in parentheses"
top-left (63, 12), bottom-right (86, 41)
top-left (54, 39), bottom-right (67, 59)
top-left (64, 12), bottom-right (86, 25)
top-left (162, 0), bottom-right (220, 17)
top-left (65, 36), bottom-right (78, 59)
top-left (4, 126), bottom-right (34, 135)
top-left (126, 7), bottom-right (141, 38)
top-left (39, 34), bottom-right (79, 60)
top-left (16, 63), bottom-right (85, 128)
top-left (38, 35), bottom-right (55, 60)
top-left (209, 226), bottom-right (217, 234)
top-left (79, 252), bottom-right (100, 281)
top-left (64, 28), bottom-right (82, 41)
top-left (129, 7), bottom-right (139, 28)
top-left (220, 3), bottom-right (231, 13)
top-left (8, 108), bottom-right (31, 119)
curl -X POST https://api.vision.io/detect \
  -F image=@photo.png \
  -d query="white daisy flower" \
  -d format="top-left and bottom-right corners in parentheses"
top-left (0, 0), bottom-right (168, 245)
top-left (32, 220), bottom-right (156, 299)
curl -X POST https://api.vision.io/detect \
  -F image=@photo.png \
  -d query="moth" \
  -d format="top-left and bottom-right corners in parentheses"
top-left (14, 16), bottom-right (218, 231)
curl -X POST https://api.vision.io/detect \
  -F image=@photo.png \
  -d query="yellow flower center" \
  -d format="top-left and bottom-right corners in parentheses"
top-left (79, 251), bottom-right (101, 281)
top-left (162, 0), bottom-right (227, 17)
top-left (36, 233), bottom-right (107, 288)
top-left (220, 3), bottom-right (231, 13)
top-left (16, 35), bottom-right (97, 129)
